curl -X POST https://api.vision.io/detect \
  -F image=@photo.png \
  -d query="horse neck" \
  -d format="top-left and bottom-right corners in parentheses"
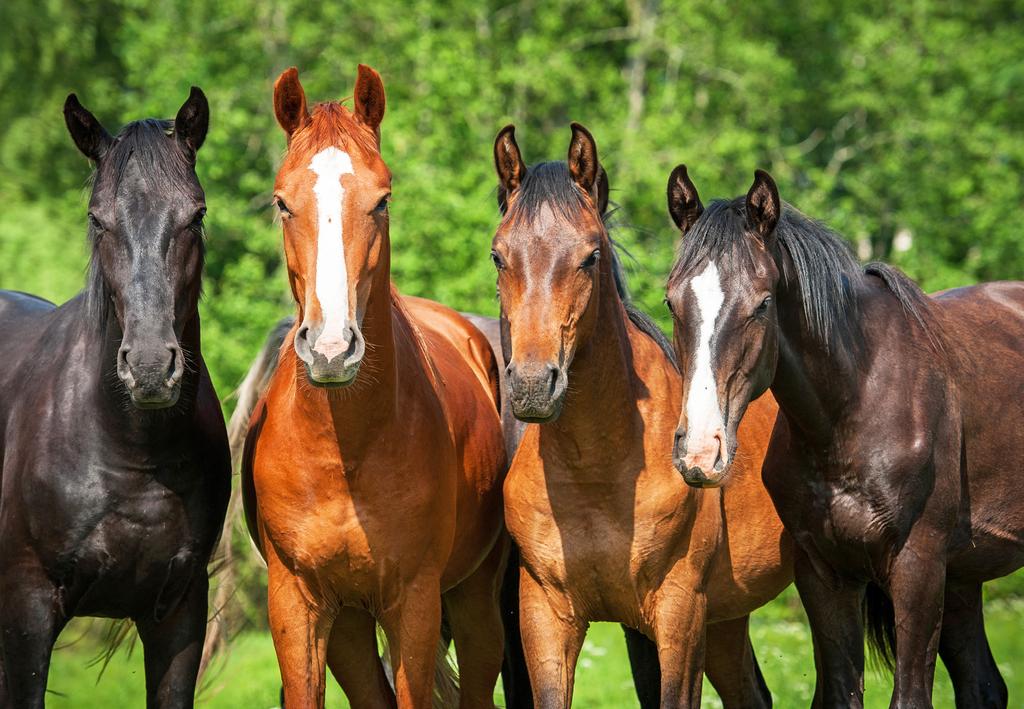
top-left (770, 254), bottom-right (867, 443)
top-left (541, 260), bottom-right (645, 462)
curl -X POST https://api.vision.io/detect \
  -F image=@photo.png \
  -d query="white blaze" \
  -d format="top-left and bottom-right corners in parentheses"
top-left (309, 147), bottom-right (355, 360)
top-left (686, 261), bottom-right (726, 452)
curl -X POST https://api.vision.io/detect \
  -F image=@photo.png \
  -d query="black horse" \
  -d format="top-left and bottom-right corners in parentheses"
top-left (664, 167), bottom-right (1024, 707)
top-left (0, 90), bottom-right (230, 707)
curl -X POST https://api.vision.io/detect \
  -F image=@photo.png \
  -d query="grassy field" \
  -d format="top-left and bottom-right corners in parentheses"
top-left (45, 577), bottom-right (1023, 708)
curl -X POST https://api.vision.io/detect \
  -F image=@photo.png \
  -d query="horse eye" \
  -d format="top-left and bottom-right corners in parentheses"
top-left (274, 197), bottom-right (292, 217)
top-left (580, 249), bottom-right (601, 269)
top-left (373, 195), bottom-right (390, 214)
top-left (191, 207), bottom-right (207, 227)
top-left (490, 250), bottom-right (505, 271)
top-left (664, 298), bottom-right (675, 315)
top-left (88, 212), bottom-right (104, 231)
top-left (756, 296), bottom-right (772, 314)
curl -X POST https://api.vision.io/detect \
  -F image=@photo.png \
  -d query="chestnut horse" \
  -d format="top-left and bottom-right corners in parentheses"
top-left (241, 65), bottom-right (508, 708)
top-left (0, 90), bottom-right (229, 707)
top-left (664, 167), bottom-right (1024, 707)
top-left (491, 124), bottom-right (792, 707)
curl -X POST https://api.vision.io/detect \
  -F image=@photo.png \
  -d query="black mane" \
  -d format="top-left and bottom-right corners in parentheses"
top-left (671, 198), bottom-right (942, 353)
top-left (503, 161), bottom-right (678, 369)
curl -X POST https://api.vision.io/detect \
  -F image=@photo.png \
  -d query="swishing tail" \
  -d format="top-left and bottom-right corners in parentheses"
top-left (377, 629), bottom-right (460, 709)
top-left (198, 317), bottom-right (294, 680)
top-left (863, 582), bottom-right (896, 671)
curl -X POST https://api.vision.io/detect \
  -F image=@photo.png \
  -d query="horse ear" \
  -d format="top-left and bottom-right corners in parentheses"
top-left (274, 67), bottom-right (309, 140)
top-left (174, 86), bottom-right (209, 159)
top-left (494, 124), bottom-right (526, 214)
top-left (63, 94), bottom-right (113, 163)
top-left (353, 64), bottom-right (386, 132)
top-left (667, 164), bottom-right (703, 234)
top-left (567, 122), bottom-right (600, 199)
top-left (745, 169), bottom-right (781, 243)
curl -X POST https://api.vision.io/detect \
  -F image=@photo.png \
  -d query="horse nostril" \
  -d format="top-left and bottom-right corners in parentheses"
top-left (166, 344), bottom-right (183, 384)
top-left (547, 365), bottom-right (559, 397)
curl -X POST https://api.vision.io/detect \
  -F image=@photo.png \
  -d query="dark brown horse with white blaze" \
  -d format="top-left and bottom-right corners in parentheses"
top-left (492, 123), bottom-right (793, 708)
top-left (241, 65), bottom-right (509, 708)
top-left (0, 91), bottom-right (229, 707)
top-left (664, 166), bottom-right (1024, 708)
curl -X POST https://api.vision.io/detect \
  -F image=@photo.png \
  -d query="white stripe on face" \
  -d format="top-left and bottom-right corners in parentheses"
top-left (686, 261), bottom-right (726, 451)
top-left (308, 147), bottom-right (355, 359)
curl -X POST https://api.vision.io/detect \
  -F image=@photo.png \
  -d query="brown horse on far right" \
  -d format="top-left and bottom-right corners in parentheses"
top-left (665, 167), bottom-right (1024, 707)
top-left (492, 124), bottom-right (793, 707)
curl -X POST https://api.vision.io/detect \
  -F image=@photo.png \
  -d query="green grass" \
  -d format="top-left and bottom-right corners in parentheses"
top-left (47, 581), bottom-right (1024, 707)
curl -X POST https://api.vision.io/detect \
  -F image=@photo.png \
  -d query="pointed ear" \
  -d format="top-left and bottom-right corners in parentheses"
top-left (273, 67), bottom-right (309, 140)
top-left (567, 122), bottom-right (600, 198)
top-left (494, 124), bottom-right (526, 214)
top-left (353, 64), bottom-right (386, 133)
top-left (63, 94), bottom-right (113, 163)
top-left (174, 86), bottom-right (209, 159)
top-left (667, 164), bottom-right (703, 234)
top-left (745, 169), bottom-right (781, 243)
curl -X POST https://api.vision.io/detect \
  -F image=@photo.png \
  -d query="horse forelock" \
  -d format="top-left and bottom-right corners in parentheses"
top-left (285, 102), bottom-right (380, 166)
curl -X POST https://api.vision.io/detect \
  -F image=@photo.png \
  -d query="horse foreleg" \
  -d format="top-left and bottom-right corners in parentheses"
top-left (326, 607), bottom-right (395, 709)
top-left (443, 535), bottom-right (507, 709)
top-left (380, 575), bottom-right (443, 709)
top-left (266, 551), bottom-right (334, 709)
top-left (518, 567), bottom-right (585, 708)
top-left (498, 541), bottom-right (533, 709)
top-left (651, 585), bottom-right (708, 708)
top-left (888, 534), bottom-right (947, 709)
top-left (622, 626), bottom-right (660, 709)
top-left (939, 580), bottom-right (1007, 708)
top-left (705, 615), bottom-right (771, 708)
top-left (0, 560), bottom-right (66, 709)
top-left (136, 572), bottom-right (209, 708)
top-left (794, 547), bottom-right (865, 708)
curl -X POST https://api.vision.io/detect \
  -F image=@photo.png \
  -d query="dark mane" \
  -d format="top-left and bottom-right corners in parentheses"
top-left (503, 161), bottom-right (678, 369)
top-left (85, 119), bottom-right (204, 324)
top-left (671, 198), bottom-right (942, 353)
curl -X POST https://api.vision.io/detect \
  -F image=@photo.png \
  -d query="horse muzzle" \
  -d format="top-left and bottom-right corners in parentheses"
top-left (507, 360), bottom-right (568, 423)
top-left (673, 426), bottom-right (730, 487)
top-left (117, 342), bottom-right (184, 409)
top-left (295, 321), bottom-right (365, 388)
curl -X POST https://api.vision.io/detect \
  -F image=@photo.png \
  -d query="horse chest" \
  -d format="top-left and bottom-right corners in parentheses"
top-left (505, 459), bottom-right (697, 618)
top-left (35, 464), bottom-right (204, 616)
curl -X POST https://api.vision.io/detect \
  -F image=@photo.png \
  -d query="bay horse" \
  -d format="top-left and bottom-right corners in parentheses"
top-left (0, 90), bottom-right (230, 707)
top-left (241, 65), bottom-right (508, 708)
top-left (664, 167), bottom-right (1024, 707)
top-left (491, 124), bottom-right (793, 707)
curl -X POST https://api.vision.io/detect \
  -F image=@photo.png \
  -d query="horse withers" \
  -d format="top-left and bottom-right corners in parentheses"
top-left (0, 90), bottom-right (230, 707)
top-left (664, 167), bottom-right (1024, 707)
top-left (241, 66), bottom-right (508, 708)
top-left (491, 124), bottom-right (792, 708)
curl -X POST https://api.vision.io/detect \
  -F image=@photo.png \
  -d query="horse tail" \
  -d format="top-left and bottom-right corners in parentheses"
top-left (862, 581), bottom-right (896, 671)
top-left (198, 316), bottom-right (293, 681)
top-left (377, 628), bottom-right (460, 708)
